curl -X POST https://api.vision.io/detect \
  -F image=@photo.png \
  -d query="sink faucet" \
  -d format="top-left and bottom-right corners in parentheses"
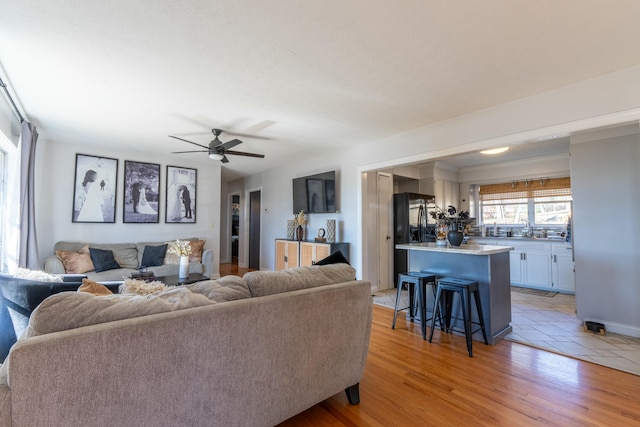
top-left (521, 219), bottom-right (533, 237)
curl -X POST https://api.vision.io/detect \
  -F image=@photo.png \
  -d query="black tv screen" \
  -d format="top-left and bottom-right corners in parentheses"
top-left (292, 171), bottom-right (336, 214)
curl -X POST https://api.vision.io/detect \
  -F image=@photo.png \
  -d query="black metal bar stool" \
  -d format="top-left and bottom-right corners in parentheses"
top-left (391, 272), bottom-right (436, 332)
top-left (428, 277), bottom-right (488, 357)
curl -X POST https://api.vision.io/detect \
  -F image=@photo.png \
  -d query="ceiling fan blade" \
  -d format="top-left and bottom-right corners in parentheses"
top-left (169, 135), bottom-right (209, 149)
top-left (222, 130), bottom-right (272, 140)
top-left (171, 150), bottom-right (209, 154)
top-left (221, 155), bottom-right (230, 164)
top-left (220, 138), bottom-right (242, 150)
top-left (225, 150), bottom-right (265, 159)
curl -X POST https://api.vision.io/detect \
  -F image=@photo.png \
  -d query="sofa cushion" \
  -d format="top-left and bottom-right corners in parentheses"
top-left (91, 243), bottom-right (139, 269)
top-left (56, 245), bottom-right (95, 274)
top-left (243, 264), bottom-right (357, 297)
top-left (89, 248), bottom-right (121, 273)
top-left (186, 276), bottom-right (251, 302)
top-left (24, 287), bottom-right (213, 337)
top-left (140, 244), bottom-right (168, 268)
top-left (188, 239), bottom-right (206, 263)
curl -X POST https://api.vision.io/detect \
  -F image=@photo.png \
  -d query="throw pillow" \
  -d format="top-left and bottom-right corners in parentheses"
top-left (119, 278), bottom-right (168, 295)
top-left (314, 250), bottom-right (350, 266)
top-left (188, 239), bottom-right (206, 263)
top-left (89, 248), bottom-right (121, 273)
top-left (78, 278), bottom-right (113, 296)
top-left (140, 244), bottom-right (168, 268)
top-left (56, 245), bottom-right (95, 274)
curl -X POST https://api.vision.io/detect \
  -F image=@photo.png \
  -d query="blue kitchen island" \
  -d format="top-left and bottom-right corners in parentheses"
top-left (395, 242), bottom-right (514, 344)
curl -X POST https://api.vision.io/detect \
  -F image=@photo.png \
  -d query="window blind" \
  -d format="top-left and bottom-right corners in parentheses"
top-left (479, 177), bottom-right (571, 201)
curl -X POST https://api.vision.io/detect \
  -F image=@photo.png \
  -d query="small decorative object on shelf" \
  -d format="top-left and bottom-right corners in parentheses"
top-left (294, 210), bottom-right (307, 241)
top-left (430, 205), bottom-right (469, 247)
top-left (287, 220), bottom-right (296, 240)
top-left (315, 228), bottom-right (327, 243)
top-left (168, 239), bottom-right (191, 278)
top-left (130, 271), bottom-right (156, 282)
top-left (326, 219), bottom-right (336, 243)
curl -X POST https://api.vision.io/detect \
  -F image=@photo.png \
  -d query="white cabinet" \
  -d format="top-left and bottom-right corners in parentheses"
top-left (509, 250), bottom-right (551, 288)
top-left (434, 179), bottom-right (460, 209)
top-left (509, 251), bottom-right (525, 284)
top-left (552, 246), bottom-right (575, 293)
top-left (524, 251), bottom-right (552, 288)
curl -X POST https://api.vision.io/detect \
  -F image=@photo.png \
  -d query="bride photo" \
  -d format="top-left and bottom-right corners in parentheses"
top-left (123, 160), bottom-right (160, 223)
top-left (72, 154), bottom-right (118, 223)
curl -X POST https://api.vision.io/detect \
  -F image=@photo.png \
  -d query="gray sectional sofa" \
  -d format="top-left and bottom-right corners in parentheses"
top-left (0, 264), bottom-right (372, 427)
top-left (44, 239), bottom-right (214, 281)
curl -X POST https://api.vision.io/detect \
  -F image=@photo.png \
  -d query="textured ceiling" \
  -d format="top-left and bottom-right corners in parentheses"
top-left (2, 1), bottom-right (640, 180)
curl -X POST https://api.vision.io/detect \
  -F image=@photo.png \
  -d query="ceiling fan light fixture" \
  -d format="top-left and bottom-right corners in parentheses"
top-left (209, 152), bottom-right (224, 160)
top-left (480, 146), bottom-right (509, 155)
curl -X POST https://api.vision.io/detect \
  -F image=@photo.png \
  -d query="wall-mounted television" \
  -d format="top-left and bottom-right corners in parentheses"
top-left (292, 170), bottom-right (336, 214)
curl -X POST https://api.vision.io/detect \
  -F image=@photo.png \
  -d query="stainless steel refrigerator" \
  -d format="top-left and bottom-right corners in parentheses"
top-left (393, 192), bottom-right (436, 286)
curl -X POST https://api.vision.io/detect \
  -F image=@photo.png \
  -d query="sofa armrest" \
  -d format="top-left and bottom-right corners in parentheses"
top-left (44, 255), bottom-right (65, 274)
top-left (202, 249), bottom-right (214, 278)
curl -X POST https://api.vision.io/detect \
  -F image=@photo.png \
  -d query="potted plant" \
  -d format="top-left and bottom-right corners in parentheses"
top-left (430, 205), bottom-right (469, 246)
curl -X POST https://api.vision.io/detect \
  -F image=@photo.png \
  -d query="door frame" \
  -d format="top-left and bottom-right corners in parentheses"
top-left (242, 186), bottom-right (262, 269)
top-left (377, 172), bottom-right (393, 292)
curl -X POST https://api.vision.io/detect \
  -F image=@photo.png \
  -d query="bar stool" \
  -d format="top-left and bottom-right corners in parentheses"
top-left (428, 277), bottom-right (488, 357)
top-left (391, 272), bottom-right (436, 333)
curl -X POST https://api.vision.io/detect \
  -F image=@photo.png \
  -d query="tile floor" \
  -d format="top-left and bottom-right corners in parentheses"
top-left (373, 287), bottom-right (640, 376)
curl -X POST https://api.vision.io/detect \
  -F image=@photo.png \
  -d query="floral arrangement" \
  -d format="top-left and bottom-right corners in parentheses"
top-left (167, 239), bottom-right (191, 257)
top-left (430, 205), bottom-right (469, 226)
top-left (294, 210), bottom-right (307, 226)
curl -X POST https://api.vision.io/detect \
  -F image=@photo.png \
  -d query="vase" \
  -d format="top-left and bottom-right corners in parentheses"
top-left (179, 255), bottom-right (189, 278)
top-left (296, 225), bottom-right (304, 241)
top-left (287, 220), bottom-right (296, 240)
top-left (447, 230), bottom-right (464, 246)
top-left (326, 219), bottom-right (336, 243)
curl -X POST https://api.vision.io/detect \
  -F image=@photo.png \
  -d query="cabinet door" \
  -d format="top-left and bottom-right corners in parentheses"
top-left (553, 251), bottom-right (575, 292)
top-left (524, 252), bottom-right (552, 288)
top-left (315, 244), bottom-right (331, 262)
top-left (286, 241), bottom-right (299, 268)
top-left (509, 251), bottom-right (524, 284)
top-left (275, 240), bottom-right (286, 271)
top-left (300, 242), bottom-right (314, 267)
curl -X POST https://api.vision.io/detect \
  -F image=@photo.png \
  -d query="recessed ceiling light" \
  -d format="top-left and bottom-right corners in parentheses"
top-left (480, 147), bottom-right (509, 155)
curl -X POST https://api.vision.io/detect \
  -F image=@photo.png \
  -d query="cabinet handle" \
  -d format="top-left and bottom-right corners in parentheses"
top-left (523, 253), bottom-right (526, 261)
top-left (553, 254), bottom-right (557, 262)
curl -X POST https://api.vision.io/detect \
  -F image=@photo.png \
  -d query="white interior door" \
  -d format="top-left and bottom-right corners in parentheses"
top-left (377, 172), bottom-right (393, 291)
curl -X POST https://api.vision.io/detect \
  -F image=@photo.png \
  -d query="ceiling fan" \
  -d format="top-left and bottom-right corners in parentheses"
top-left (169, 129), bottom-right (265, 163)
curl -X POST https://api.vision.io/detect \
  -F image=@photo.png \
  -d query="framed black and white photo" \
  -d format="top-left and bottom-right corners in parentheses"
top-left (165, 165), bottom-right (197, 223)
top-left (123, 160), bottom-right (160, 223)
top-left (72, 154), bottom-right (118, 223)
top-left (306, 178), bottom-right (325, 213)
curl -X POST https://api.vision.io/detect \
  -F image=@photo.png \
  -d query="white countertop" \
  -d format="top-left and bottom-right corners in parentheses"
top-left (396, 242), bottom-right (513, 255)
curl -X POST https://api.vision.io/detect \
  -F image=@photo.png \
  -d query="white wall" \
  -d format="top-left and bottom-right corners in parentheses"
top-left (35, 139), bottom-right (222, 277)
top-left (570, 128), bottom-right (640, 336)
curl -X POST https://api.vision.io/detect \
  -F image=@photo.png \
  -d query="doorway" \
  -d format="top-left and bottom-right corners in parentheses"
top-left (248, 190), bottom-right (261, 270)
top-left (230, 194), bottom-right (240, 265)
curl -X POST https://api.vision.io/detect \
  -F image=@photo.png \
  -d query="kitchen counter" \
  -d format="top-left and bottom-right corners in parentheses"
top-left (395, 242), bottom-right (513, 255)
top-left (397, 242), bottom-right (513, 344)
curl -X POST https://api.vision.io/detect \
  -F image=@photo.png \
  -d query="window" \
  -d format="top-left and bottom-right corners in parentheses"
top-left (479, 178), bottom-right (571, 227)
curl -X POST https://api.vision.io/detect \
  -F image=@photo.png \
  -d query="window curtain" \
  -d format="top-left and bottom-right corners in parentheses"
top-left (18, 121), bottom-right (39, 269)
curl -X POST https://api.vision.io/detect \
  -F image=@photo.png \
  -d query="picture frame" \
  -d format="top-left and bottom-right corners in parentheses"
top-left (165, 165), bottom-right (197, 223)
top-left (123, 160), bottom-right (160, 223)
top-left (72, 154), bottom-right (118, 223)
top-left (306, 178), bottom-right (325, 213)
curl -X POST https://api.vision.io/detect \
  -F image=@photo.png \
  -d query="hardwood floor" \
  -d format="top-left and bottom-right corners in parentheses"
top-left (219, 264), bottom-right (640, 425)
top-left (219, 262), bottom-right (254, 277)
top-left (276, 305), bottom-right (640, 426)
